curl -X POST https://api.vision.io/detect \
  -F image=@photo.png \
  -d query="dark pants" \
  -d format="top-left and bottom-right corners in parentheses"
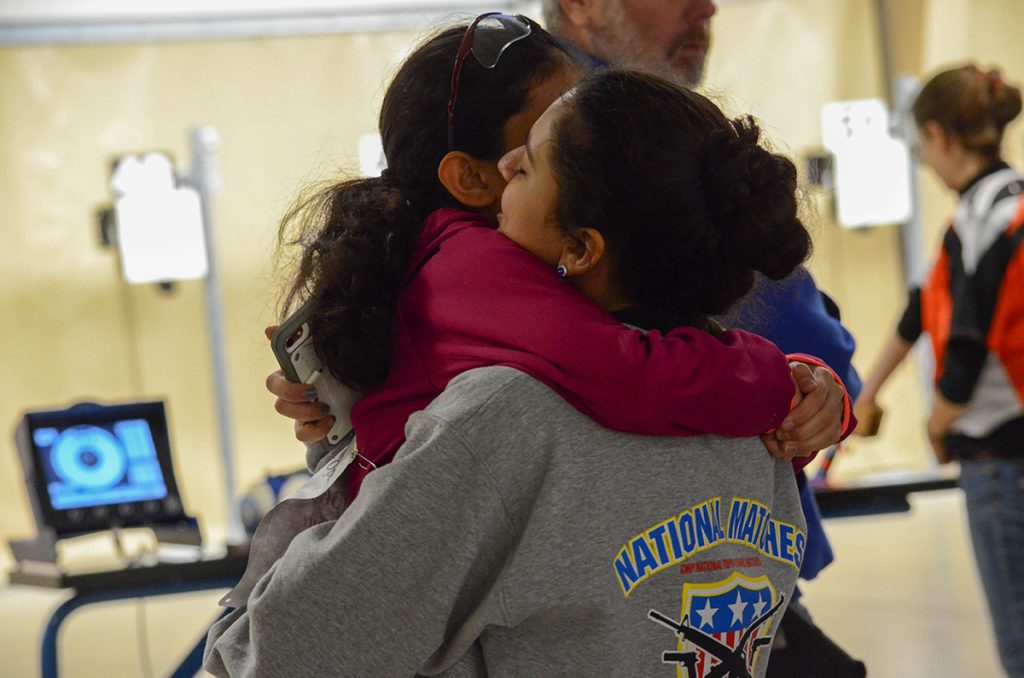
top-left (766, 600), bottom-right (867, 677)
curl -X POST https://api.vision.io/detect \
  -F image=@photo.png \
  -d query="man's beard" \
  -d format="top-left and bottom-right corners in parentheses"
top-left (590, 9), bottom-right (710, 89)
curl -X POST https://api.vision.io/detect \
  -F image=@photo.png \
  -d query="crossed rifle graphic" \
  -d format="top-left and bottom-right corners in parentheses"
top-left (647, 594), bottom-right (786, 678)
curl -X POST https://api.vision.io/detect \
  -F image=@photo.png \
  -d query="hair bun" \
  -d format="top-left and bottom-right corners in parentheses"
top-left (704, 115), bottom-right (810, 283)
top-left (986, 69), bottom-right (1023, 128)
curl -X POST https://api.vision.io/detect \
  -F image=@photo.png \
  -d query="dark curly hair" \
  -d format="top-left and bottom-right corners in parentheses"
top-left (548, 70), bottom-right (811, 326)
top-left (912, 63), bottom-right (1022, 161)
top-left (278, 19), bottom-right (575, 391)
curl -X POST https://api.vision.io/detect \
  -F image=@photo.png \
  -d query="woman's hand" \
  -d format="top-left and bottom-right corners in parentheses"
top-left (853, 396), bottom-right (884, 437)
top-left (264, 325), bottom-right (335, 444)
top-left (762, 363), bottom-right (844, 461)
top-left (926, 393), bottom-right (964, 464)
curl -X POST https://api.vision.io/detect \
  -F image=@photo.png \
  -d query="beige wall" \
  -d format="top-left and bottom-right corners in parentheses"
top-left (1, 0), bottom-right (1023, 552)
top-left (0, 30), bottom-right (421, 543)
top-left (3, 1), bottom-right (1024, 675)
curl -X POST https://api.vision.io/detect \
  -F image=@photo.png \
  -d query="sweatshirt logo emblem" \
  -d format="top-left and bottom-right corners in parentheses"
top-left (613, 497), bottom-right (805, 598)
top-left (648, 572), bottom-right (783, 677)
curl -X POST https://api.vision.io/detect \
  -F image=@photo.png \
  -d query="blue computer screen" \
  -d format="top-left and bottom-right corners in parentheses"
top-left (32, 419), bottom-right (169, 510)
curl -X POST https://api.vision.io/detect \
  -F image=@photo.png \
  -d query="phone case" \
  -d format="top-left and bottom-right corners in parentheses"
top-left (271, 303), bottom-right (357, 447)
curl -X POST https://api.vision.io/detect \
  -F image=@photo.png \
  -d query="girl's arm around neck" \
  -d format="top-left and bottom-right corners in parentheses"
top-left (403, 225), bottom-right (796, 437)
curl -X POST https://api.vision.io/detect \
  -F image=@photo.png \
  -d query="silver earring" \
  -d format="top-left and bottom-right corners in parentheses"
top-left (556, 265), bottom-right (568, 278)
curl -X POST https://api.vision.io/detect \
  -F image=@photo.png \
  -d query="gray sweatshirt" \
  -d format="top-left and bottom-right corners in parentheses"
top-left (205, 366), bottom-right (805, 677)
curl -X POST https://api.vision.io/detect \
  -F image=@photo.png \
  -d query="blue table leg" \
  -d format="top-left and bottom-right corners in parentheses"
top-left (169, 607), bottom-right (234, 678)
top-left (41, 578), bottom-right (238, 678)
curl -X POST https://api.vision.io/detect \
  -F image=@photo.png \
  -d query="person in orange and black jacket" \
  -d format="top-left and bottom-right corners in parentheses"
top-left (857, 63), bottom-right (1024, 678)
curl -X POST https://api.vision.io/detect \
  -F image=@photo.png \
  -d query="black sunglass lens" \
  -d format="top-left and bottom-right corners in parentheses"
top-left (469, 16), bottom-right (531, 69)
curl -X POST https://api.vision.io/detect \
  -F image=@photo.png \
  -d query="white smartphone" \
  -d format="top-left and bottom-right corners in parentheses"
top-left (271, 302), bottom-right (357, 447)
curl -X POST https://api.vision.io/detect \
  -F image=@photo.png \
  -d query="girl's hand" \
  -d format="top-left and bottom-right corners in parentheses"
top-left (762, 363), bottom-right (843, 460)
top-left (264, 325), bottom-right (335, 444)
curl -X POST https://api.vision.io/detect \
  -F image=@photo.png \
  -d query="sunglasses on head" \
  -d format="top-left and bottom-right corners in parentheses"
top-left (447, 12), bottom-right (533, 151)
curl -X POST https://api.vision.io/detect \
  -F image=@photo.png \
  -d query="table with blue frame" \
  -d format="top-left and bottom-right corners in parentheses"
top-left (7, 551), bottom-right (248, 678)
top-left (813, 468), bottom-right (960, 519)
top-left (8, 471), bottom-right (959, 677)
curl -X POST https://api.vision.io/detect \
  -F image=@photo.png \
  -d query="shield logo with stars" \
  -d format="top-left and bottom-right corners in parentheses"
top-left (648, 571), bottom-right (782, 678)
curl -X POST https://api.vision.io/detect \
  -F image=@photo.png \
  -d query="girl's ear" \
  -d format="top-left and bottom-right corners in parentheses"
top-left (558, 227), bottom-right (607, 277)
top-left (437, 151), bottom-right (504, 209)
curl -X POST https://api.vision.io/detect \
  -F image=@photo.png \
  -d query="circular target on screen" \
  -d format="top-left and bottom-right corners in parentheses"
top-left (51, 425), bottom-right (128, 489)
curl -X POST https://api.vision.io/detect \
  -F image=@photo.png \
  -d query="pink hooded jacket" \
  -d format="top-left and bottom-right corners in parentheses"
top-left (348, 208), bottom-right (842, 499)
